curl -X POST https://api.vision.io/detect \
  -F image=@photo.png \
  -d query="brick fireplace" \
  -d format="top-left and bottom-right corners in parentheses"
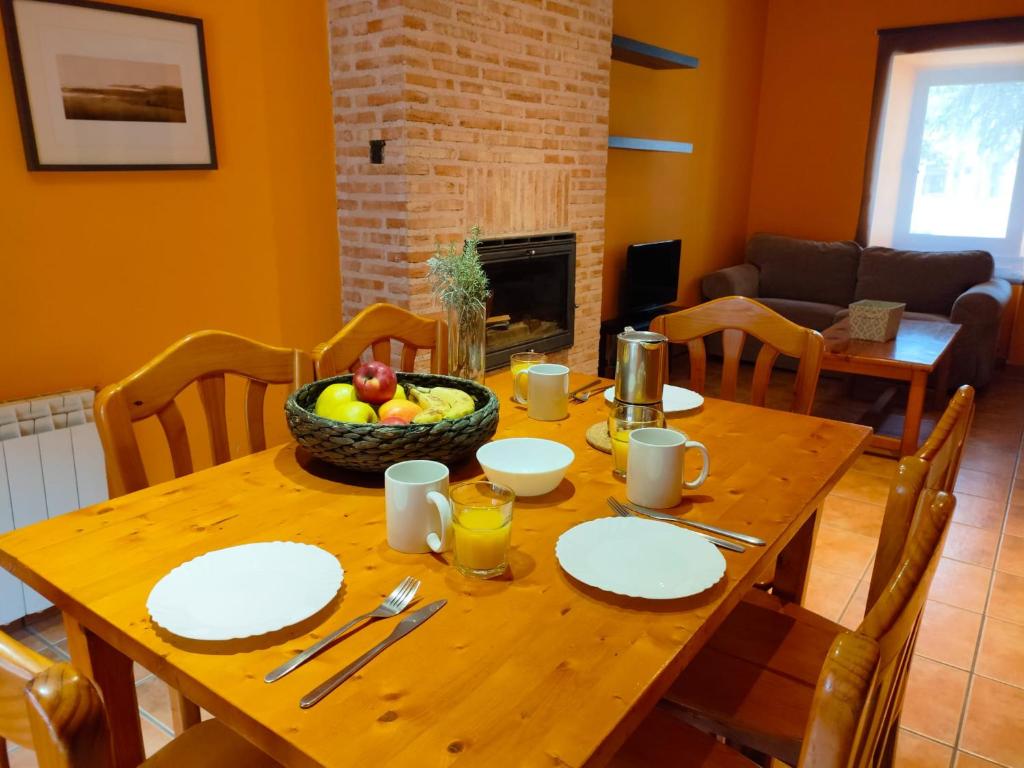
top-left (327, 0), bottom-right (612, 373)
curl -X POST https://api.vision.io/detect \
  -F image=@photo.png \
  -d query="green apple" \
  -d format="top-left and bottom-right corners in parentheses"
top-left (314, 383), bottom-right (357, 418)
top-left (329, 400), bottom-right (378, 424)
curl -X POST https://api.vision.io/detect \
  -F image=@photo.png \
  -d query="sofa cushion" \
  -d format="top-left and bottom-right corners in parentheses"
top-left (746, 233), bottom-right (860, 307)
top-left (855, 247), bottom-right (994, 316)
top-left (758, 298), bottom-right (844, 332)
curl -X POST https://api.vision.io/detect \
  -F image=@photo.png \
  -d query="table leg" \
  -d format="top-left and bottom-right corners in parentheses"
top-left (170, 688), bottom-right (202, 733)
top-left (773, 509), bottom-right (819, 604)
top-left (64, 614), bottom-right (145, 768)
top-left (933, 352), bottom-right (953, 410)
top-left (902, 370), bottom-right (928, 457)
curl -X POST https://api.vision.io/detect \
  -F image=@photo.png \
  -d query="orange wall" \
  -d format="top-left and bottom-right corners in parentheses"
top-left (602, 0), bottom-right (769, 318)
top-left (0, 0), bottom-right (341, 404)
top-left (747, 0), bottom-right (1024, 241)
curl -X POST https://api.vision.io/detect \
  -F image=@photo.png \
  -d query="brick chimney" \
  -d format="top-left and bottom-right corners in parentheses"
top-left (327, 0), bottom-right (612, 373)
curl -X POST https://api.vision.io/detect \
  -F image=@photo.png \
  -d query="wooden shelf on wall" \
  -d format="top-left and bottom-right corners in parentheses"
top-left (608, 136), bottom-right (693, 154)
top-left (611, 35), bottom-right (699, 70)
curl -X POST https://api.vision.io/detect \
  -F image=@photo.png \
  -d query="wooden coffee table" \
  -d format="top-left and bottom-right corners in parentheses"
top-left (821, 318), bottom-right (961, 457)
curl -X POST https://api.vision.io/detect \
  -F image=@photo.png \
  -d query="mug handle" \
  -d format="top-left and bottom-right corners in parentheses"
top-left (513, 370), bottom-right (530, 404)
top-left (425, 491), bottom-right (453, 553)
top-left (682, 441), bottom-right (710, 490)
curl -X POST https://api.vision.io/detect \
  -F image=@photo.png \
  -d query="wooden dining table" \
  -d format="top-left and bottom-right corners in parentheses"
top-left (0, 372), bottom-right (870, 768)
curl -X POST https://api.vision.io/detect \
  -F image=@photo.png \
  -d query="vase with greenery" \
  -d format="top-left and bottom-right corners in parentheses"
top-left (428, 226), bottom-right (490, 383)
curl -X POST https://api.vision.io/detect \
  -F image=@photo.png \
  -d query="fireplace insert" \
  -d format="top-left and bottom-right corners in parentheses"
top-left (478, 232), bottom-right (576, 370)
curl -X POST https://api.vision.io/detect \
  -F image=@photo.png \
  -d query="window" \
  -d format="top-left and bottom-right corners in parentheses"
top-left (860, 18), bottom-right (1024, 279)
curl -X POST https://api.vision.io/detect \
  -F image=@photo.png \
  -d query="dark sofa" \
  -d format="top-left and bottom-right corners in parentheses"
top-left (701, 233), bottom-right (1012, 387)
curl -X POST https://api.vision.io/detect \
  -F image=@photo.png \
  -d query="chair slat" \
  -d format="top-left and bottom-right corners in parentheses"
top-left (156, 402), bottom-right (194, 479)
top-left (686, 339), bottom-right (707, 394)
top-left (313, 303), bottom-right (448, 378)
top-left (370, 339), bottom-right (392, 368)
top-left (750, 344), bottom-right (780, 408)
top-left (197, 374), bottom-right (231, 466)
top-left (244, 380), bottom-right (269, 453)
top-left (720, 329), bottom-right (745, 402)
top-left (399, 343), bottom-right (418, 373)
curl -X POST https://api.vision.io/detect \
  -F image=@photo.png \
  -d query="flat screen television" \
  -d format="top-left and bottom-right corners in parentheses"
top-left (622, 239), bottom-right (681, 313)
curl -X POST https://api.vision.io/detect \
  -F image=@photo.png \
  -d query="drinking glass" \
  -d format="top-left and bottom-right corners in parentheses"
top-left (510, 351), bottom-right (546, 380)
top-left (449, 481), bottom-right (515, 579)
top-left (608, 404), bottom-right (665, 479)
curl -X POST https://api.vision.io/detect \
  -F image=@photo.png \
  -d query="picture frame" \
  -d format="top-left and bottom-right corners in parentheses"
top-left (1, 0), bottom-right (216, 170)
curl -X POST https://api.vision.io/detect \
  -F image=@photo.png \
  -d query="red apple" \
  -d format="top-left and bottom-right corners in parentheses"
top-left (380, 416), bottom-right (408, 426)
top-left (352, 360), bottom-right (397, 404)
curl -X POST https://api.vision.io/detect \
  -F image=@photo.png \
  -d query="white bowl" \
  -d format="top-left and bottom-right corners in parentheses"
top-left (476, 438), bottom-right (575, 497)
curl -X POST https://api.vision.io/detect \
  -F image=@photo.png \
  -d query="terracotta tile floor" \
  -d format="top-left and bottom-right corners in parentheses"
top-left (4, 366), bottom-right (1024, 767)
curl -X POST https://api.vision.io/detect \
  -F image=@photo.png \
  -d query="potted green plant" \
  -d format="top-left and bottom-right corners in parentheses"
top-left (428, 226), bottom-right (489, 383)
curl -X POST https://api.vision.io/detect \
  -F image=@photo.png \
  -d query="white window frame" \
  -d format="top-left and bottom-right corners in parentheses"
top-left (890, 63), bottom-right (1024, 260)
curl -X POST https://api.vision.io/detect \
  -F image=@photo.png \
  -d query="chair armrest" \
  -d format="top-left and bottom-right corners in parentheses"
top-left (951, 278), bottom-right (1012, 326)
top-left (701, 264), bottom-right (759, 300)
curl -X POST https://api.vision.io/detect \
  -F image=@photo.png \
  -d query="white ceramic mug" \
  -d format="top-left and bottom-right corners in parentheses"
top-left (512, 363), bottom-right (569, 421)
top-left (626, 427), bottom-right (710, 509)
top-left (384, 460), bottom-right (452, 553)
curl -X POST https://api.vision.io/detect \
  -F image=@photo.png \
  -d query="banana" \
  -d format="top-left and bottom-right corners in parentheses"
top-left (408, 386), bottom-right (476, 420)
top-left (430, 387), bottom-right (476, 419)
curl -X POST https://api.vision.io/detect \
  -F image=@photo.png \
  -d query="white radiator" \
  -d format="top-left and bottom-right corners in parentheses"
top-left (0, 390), bottom-right (108, 624)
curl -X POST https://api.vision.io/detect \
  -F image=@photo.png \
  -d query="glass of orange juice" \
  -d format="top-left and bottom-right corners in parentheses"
top-left (609, 405), bottom-right (665, 479)
top-left (510, 351), bottom-right (546, 380)
top-left (450, 481), bottom-right (515, 579)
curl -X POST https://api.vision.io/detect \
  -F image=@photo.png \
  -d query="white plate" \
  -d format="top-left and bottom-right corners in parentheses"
top-left (604, 385), bottom-right (704, 412)
top-left (556, 517), bottom-right (725, 599)
top-left (147, 542), bottom-right (344, 640)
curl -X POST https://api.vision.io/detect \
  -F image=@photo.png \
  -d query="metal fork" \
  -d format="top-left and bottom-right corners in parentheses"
top-left (265, 576), bottom-right (420, 683)
top-left (606, 497), bottom-right (746, 554)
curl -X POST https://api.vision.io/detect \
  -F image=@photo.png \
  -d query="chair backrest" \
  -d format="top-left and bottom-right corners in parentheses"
top-left (95, 330), bottom-right (313, 497)
top-left (0, 632), bottom-right (113, 768)
top-left (867, 386), bottom-right (974, 608)
top-left (650, 296), bottom-right (825, 415)
top-left (800, 478), bottom-right (954, 768)
top-left (313, 303), bottom-right (448, 378)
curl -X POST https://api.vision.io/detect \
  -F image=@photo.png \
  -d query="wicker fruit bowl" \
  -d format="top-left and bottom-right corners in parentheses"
top-left (285, 373), bottom-right (500, 472)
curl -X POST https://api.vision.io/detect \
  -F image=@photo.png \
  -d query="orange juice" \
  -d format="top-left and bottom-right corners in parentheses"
top-left (510, 361), bottom-right (534, 378)
top-left (611, 428), bottom-right (630, 476)
top-left (453, 506), bottom-right (511, 575)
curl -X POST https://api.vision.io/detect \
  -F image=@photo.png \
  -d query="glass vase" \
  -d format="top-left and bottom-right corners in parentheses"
top-left (448, 303), bottom-right (487, 383)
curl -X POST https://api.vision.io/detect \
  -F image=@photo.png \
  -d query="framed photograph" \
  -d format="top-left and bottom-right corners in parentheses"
top-left (1, 0), bottom-right (216, 170)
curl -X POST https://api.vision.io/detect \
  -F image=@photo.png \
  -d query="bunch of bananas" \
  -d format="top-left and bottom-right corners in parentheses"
top-left (407, 386), bottom-right (476, 424)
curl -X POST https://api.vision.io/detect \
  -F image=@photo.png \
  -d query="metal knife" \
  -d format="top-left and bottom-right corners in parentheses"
top-left (625, 502), bottom-right (766, 547)
top-left (299, 599), bottom-right (446, 709)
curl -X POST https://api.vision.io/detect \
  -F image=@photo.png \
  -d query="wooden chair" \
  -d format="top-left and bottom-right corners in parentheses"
top-left (95, 330), bottom-right (313, 497)
top-left (313, 303), bottom-right (448, 378)
top-left (613, 479), bottom-right (955, 768)
top-left (93, 330), bottom-right (312, 732)
top-left (650, 296), bottom-right (825, 415)
top-left (0, 631), bottom-right (280, 768)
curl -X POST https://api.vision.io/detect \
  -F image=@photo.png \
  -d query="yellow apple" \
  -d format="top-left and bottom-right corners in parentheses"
top-left (314, 383), bottom-right (357, 418)
top-left (325, 400), bottom-right (378, 424)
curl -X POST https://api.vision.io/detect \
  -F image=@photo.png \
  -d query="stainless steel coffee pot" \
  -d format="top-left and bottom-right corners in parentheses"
top-left (614, 327), bottom-right (668, 406)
